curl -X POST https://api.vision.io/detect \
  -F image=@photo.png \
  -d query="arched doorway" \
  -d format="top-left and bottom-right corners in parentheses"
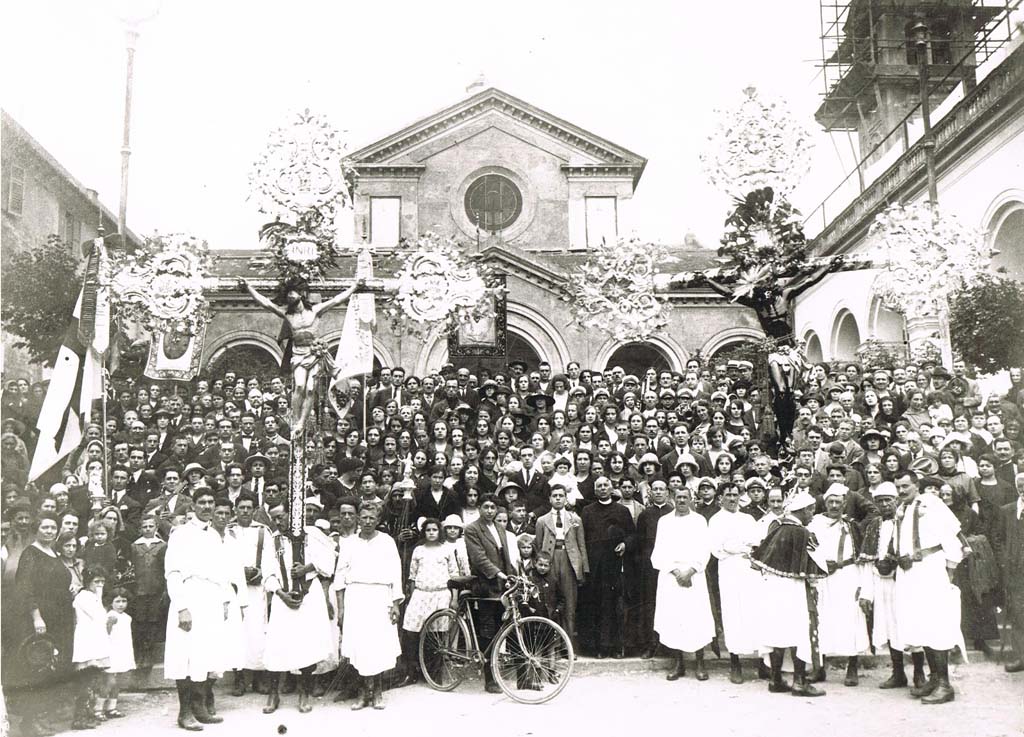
top-left (605, 342), bottom-right (671, 378)
top-left (832, 311), bottom-right (861, 361)
top-left (452, 331), bottom-right (542, 378)
top-left (206, 343), bottom-right (281, 383)
top-left (804, 331), bottom-right (824, 363)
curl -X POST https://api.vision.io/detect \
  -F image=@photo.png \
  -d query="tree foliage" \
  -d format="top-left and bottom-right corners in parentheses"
top-left (1, 235), bottom-right (82, 367)
top-left (948, 272), bottom-right (1024, 373)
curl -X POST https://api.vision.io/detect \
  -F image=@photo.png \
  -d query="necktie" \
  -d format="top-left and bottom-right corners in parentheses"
top-left (556, 510), bottom-right (563, 528)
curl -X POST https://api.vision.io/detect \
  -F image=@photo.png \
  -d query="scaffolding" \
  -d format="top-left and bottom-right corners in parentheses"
top-left (816, 0), bottom-right (1019, 131)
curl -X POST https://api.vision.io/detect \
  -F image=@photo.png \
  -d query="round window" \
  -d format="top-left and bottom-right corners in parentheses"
top-left (464, 174), bottom-right (522, 232)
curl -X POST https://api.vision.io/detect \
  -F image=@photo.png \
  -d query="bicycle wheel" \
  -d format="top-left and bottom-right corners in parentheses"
top-left (419, 609), bottom-right (474, 692)
top-left (490, 616), bottom-right (575, 704)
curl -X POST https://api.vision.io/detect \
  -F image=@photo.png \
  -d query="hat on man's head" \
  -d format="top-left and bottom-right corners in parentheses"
top-left (872, 481), bottom-right (898, 499)
top-left (823, 483), bottom-right (849, 500)
top-left (786, 490), bottom-right (817, 512)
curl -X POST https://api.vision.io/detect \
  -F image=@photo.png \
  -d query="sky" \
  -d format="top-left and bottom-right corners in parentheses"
top-left (1, 0), bottom-right (859, 250)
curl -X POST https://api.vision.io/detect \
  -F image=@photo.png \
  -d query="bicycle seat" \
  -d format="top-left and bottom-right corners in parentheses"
top-left (447, 575), bottom-right (477, 591)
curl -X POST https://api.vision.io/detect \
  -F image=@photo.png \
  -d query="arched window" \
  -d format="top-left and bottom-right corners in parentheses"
top-left (990, 203), bottom-right (1024, 281)
top-left (464, 174), bottom-right (522, 232)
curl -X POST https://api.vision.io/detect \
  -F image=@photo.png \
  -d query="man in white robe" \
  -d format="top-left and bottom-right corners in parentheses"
top-left (335, 502), bottom-right (404, 710)
top-left (163, 488), bottom-right (232, 729)
top-left (708, 482), bottom-right (764, 683)
top-left (857, 481), bottom-right (927, 690)
top-left (261, 499), bottom-right (337, 714)
top-left (893, 470), bottom-right (965, 705)
top-left (226, 492), bottom-right (271, 696)
top-left (807, 483), bottom-right (869, 686)
top-left (652, 487), bottom-right (714, 681)
top-left (751, 490), bottom-right (829, 697)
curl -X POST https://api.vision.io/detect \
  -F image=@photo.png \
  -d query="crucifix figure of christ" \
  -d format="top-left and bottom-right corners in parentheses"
top-left (674, 254), bottom-right (848, 444)
top-left (239, 276), bottom-right (366, 437)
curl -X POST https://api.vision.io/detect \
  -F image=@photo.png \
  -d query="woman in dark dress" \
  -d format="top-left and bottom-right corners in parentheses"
top-left (10, 513), bottom-right (74, 736)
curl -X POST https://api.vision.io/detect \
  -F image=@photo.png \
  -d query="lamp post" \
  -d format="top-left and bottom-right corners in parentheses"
top-left (113, 1), bottom-right (160, 240)
top-left (910, 19), bottom-right (953, 367)
top-left (911, 19), bottom-right (939, 207)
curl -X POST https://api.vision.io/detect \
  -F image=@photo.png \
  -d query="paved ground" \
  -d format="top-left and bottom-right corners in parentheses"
top-left (7, 657), bottom-right (1022, 737)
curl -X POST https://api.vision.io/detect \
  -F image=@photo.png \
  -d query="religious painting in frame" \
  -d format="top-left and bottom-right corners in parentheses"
top-left (448, 275), bottom-right (507, 357)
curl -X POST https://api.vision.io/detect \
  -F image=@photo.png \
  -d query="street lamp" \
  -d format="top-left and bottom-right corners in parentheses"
top-left (911, 19), bottom-right (939, 207)
top-left (111, 0), bottom-right (161, 240)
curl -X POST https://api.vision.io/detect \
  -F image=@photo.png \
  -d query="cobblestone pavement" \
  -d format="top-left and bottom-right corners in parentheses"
top-left (7, 656), bottom-right (1023, 737)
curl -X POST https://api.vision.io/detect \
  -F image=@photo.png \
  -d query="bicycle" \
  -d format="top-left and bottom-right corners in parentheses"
top-left (418, 574), bottom-right (575, 704)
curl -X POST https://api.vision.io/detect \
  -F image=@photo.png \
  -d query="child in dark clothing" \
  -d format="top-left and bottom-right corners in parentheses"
top-left (529, 555), bottom-right (561, 623)
top-left (80, 518), bottom-right (119, 578)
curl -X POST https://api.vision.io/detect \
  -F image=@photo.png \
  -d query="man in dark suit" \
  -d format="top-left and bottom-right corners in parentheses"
top-left (995, 472), bottom-right (1024, 672)
top-left (464, 494), bottom-right (516, 693)
top-left (109, 465), bottom-right (144, 540)
top-left (454, 367), bottom-right (479, 408)
top-left (510, 448), bottom-right (550, 513)
top-left (127, 447), bottom-right (156, 505)
top-left (659, 424), bottom-right (713, 478)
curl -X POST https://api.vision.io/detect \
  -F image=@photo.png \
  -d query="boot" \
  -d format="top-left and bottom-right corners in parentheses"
top-left (262, 673), bottom-right (280, 714)
top-left (757, 659), bottom-right (771, 680)
top-left (371, 675), bottom-right (385, 710)
top-left (911, 649), bottom-right (939, 698)
top-left (694, 649), bottom-right (709, 681)
top-left (921, 650), bottom-right (955, 705)
top-left (297, 672), bottom-right (313, 714)
top-left (281, 673), bottom-right (296, 694)
top-left (844, 656), bottom-right (859, 687)
top-left (203, 679), bottom-right (217, 717)
top-left (791, 658), bottom-right (825, 697)
top-left (311, 672), bottom-right (329, 698)
top-left (879, 648), bottom-right (908, 689)
top-left (190, 681), bottom-right (223, 725)
top-left (768, 649), bottom-right (791, 693)
top-left (350, 677), bottom-right (371, 711)
top-left (729, 654), bottom-right (743, 685)
top-left (911, 651), bottom-right (927, 689)
top-left (666, 651), bottom-right (686, 681)
top-left (231, 669), bottom-right (246, 697)
top-left (175, 680), bottom-right (202, 732)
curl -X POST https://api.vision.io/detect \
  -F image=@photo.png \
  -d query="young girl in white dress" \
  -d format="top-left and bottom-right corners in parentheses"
top-left (401, 519), bottom-right (460, 681)
top-left (103, 586), bottom-right (136, 719)
top-left (72, 566), bottom-right (112, 729)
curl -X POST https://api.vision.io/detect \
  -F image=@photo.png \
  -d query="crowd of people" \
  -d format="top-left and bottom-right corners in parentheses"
top-left (1, 355), bottom-right (1023, 733)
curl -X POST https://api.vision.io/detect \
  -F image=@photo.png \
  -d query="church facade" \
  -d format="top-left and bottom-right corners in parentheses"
top-left (203, 88), bottom-right (760, 378)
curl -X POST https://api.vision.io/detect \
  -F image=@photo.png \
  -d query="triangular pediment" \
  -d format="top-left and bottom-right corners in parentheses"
top-left (349, 88), bottom-right (646, 179)
top-left (474, 244), bottom-right (570, 296)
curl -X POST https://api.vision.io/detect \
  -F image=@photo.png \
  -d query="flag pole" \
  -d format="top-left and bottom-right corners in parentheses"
top-left (101, 353), bottom-right (110, 497)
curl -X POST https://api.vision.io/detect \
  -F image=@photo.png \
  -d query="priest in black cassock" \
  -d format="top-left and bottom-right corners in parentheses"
top-left (580, 476), bottom-right (635, 658)
top-left (632, 480), bottom-right (673, 658)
